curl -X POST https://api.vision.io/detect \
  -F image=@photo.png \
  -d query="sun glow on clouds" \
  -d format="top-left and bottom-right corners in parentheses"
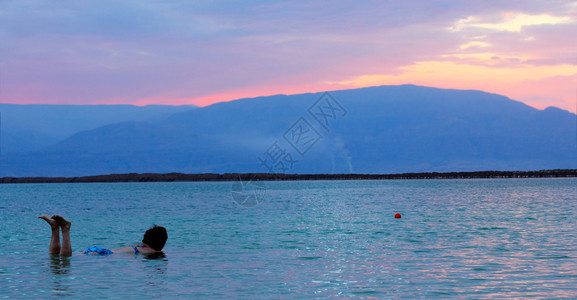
top-left (331, 61), bottom-right (577, 110)
top-left (335, 62), bottom-right (577, 87)
top-left (329, 11), bottom-right (577, 111)
top-left (450, 13), bottom-right (574, 32)
top-left (2, 2), bottom-right (576, 112)
top-left (441, 53), bottom-right (536, 65)
top-left (459, 41), bottom-right (491, 50)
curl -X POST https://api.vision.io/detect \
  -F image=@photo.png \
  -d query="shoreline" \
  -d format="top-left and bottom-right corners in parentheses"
top-left (1, 169), bottom-right (576, 184)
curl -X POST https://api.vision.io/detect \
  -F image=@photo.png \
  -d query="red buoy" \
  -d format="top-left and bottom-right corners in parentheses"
top-left (394, 213), bottom-right (402, 219)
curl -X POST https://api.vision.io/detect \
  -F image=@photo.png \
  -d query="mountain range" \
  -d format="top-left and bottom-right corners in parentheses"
top-left (1, 85), bottom-right (576, 177)
top-left (0, 104), bottom-right (196, 154)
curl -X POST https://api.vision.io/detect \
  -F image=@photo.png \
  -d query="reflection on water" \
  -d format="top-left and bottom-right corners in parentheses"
top-left (144, 252), bottom-right (166, 260)
top-left (47, 255), bottom-right (72, 297)
top-left (40, 252), bottom-right (170, 298)
top-left (49, 255), bottom-right (71, 275)
top-left (142, 253), bottom-right (169, 296)
top-left (1, 179), bottom-right (576, 298)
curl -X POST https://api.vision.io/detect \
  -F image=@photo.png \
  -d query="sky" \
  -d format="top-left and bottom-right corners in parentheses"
top-left (0, 0), bottom-right (576, 111)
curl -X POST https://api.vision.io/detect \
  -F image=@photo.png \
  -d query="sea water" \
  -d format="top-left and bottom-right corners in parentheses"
top-left (0, 178), bottom-right (576, 298)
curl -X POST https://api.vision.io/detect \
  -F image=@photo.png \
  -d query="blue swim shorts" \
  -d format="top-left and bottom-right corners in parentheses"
top-left (84, 246), bottom-right (113, 255)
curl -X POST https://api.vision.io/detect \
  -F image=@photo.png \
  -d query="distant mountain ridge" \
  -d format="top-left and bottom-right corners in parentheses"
top-left (1, 85), bottom-right (576, 176)
top-left (0, 104), bottom-right (196, 153)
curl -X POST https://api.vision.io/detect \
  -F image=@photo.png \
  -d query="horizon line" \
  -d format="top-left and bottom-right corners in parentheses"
top-left (0, 84), bottom-right (570, 112)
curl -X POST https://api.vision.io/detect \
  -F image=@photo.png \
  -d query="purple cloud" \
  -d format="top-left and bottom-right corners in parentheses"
top-left (0, 0), bottom-right (575, 110)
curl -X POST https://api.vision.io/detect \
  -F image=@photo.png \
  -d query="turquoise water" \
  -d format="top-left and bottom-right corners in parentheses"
top-left (1, 179), bottom-right (576, 298)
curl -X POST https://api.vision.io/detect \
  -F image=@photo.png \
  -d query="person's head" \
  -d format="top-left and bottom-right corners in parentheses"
top-left (142, 225), bottom-right (168, 251)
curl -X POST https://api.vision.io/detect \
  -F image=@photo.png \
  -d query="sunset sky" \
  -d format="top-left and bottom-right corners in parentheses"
top-left (1, 0), bottom-right (576, 111)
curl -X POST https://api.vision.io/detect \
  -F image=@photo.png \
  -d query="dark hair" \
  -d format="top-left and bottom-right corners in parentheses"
top-left (142, 225), bottom-right (167, 251)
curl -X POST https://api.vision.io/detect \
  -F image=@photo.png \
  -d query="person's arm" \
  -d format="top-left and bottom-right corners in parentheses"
top-left (113, 244), bottom-right (160, 254)
top-left (112, 245), bottom-right (137, 253)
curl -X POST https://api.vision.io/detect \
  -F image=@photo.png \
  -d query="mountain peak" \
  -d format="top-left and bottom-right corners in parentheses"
top-left (2, 85), bottom-right (575, 176)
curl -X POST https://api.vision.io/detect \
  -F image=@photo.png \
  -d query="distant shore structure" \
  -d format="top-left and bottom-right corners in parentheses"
top-left (1, 169), bottom-right (576, 184)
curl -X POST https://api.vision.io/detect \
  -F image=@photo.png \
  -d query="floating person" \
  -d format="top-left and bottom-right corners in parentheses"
top-left (38, 215), bottom-right (167, 256)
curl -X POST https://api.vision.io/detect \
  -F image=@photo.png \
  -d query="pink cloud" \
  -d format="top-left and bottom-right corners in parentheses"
top-left (0, 0), bottom-right (575, 114)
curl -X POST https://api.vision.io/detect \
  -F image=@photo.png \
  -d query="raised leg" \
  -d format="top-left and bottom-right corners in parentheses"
top-left (38, 214), bottom-right (61, 255)
top-left (52, 215), bottom-right (72, 257)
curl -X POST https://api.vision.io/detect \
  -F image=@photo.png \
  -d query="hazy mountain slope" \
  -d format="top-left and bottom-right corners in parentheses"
top-left (0, 104), bottom-right (196, 153)
top-left (1, 85), bottom-right (575, 176)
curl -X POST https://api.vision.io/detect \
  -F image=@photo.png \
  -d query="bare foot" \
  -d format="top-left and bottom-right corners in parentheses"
top-left (52, 215), bottom-right (71, 230)
top-left (38, 214), bottom-right (59, 230)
